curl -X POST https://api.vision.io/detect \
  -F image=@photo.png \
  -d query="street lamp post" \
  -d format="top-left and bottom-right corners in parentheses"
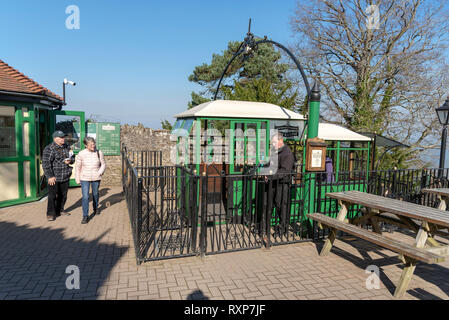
top-left (436, 97), bottom-right (449, 176)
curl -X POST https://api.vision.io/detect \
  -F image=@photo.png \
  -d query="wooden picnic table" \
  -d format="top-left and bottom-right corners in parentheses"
top-left (422, 188), bottom-right (449, 211)
top-left (307, 190), bottom-right (449, 298)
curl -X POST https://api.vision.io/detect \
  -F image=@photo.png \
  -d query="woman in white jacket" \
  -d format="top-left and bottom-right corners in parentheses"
top-left (75, 137), bottom-right (106, 224)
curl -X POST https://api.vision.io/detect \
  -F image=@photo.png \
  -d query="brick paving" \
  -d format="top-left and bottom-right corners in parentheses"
top-left (1, 187), bottom-right (449, 300)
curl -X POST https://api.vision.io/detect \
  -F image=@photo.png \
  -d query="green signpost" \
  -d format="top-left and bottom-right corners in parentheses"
top-left (87, 122), bottom-right (121, 156)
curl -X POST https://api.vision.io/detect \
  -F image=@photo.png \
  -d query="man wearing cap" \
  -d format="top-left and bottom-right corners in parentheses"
top-left (42, 131), bottom-right (75, 221)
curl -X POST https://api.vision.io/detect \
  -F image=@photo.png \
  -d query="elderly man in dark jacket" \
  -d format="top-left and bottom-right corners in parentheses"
top-left (260, 132), bottom-right (295, 237)
top-left (42, 131), bottom-right (75, 221)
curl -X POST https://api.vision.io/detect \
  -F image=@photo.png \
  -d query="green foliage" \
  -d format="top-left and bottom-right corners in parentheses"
top-left (189, 40), bottom-right (288, 88)
top-left (375, 147), bottom-right (425, 170)
top-left (160, 120), bottom-right (173, 131)
top-left (222, 78), bottom-right (298, 110)
top-left (188, 92), bottom-right (210, 109)
top-left (188, 39), bottom-right (298, 109)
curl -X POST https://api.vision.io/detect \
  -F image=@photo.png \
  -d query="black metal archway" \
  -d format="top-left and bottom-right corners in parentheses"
top-left (213, 19), bottom-right (311, 101)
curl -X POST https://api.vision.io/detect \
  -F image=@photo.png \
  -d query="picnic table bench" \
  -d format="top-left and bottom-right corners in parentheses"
top-left (422, 188), bottom-right (449, 211)
top-left (307, 190), bottom-right (449, 298)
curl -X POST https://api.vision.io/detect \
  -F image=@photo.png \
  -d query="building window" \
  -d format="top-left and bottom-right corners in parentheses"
top-left (0, 106), bottom-right (16, 157)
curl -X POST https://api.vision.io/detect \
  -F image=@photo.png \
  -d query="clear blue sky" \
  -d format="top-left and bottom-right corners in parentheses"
top-left (1, 0), bottom-right (299, 128)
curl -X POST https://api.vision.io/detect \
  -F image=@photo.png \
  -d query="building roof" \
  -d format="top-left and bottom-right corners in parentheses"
top-left (174, 100), bottom-right (306, 120)
top-left (0, 59), bottom-right (63, 102)
top-left (318, 123), bottom-right (372, 142)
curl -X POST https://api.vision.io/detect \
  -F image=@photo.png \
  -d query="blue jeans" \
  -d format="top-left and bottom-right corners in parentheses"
top-left (81, 181), bottom-right (100, 217)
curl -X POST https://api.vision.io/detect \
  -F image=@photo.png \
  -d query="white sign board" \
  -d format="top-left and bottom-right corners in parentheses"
top-left (311, 149), bottom-right (323, 168)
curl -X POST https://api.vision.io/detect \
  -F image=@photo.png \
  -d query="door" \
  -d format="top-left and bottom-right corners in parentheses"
top-left (36, 108), bottom-right (51, 194)
top-left (53, 110), bottom-right (86, 187)
top-left (230, 121), bottom-right (267, 174)
top-left (229, 120), bottom-right (268, 221)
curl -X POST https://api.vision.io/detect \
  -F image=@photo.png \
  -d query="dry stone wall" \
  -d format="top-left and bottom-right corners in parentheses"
top-left (101, 124), bottom-right (176, 187)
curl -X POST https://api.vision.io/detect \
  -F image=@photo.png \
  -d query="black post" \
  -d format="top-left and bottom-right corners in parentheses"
top-left (439, 126), bottom-right (447, 177)
top-left (136, 178), bottom-right (143, 265)
top-left (63, 82), bottom-right (66, 105)
top-left (199, 175), bottom-right (208, 255)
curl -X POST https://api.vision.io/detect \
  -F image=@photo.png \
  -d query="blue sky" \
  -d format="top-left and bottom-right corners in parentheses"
top-left (1, 0), bottom-right (299, 128)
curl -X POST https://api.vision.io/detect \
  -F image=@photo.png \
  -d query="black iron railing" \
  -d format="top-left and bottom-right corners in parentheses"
top-left (121, 147), bottom-right (143, 265)
top-left (122, 148), bottom-right (449, 264)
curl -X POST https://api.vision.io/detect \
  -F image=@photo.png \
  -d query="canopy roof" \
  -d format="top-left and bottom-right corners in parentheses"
top-left (174, 100), bottom-right (306, 120)
top-left (318, 123), bottom-right (372, 142)
top-left (359, 132), bottom-right (409, 148)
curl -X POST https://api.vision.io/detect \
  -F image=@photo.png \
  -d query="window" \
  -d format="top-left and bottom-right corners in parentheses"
top-left (0, 107), bottom-right (16, 157)
top-left (182, 119), bottom-right (194, 132)
top-left (232, 122), bottom-right (259, 172)
top-left (172, 119), bottom-right (183, 132)
top-left (55, 115), bottom-right (81, 151)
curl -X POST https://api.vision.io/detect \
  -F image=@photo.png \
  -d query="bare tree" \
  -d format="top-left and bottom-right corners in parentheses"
top-left (290, 0), bottom-right (449, 167)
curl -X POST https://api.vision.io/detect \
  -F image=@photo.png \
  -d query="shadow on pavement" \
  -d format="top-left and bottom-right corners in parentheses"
top-left (186, 289), bottom-right (210, 300)
top-left (0, 221), bottom-right (128, 300)
top-left (64, 188), bottom-right (124, 214)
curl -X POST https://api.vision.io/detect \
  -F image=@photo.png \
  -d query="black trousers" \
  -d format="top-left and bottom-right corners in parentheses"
top-left (273, 182), bottom-right (291, 234)
top-left (258, 180), bottom-right (291, 236)
top-left (47, 181), bottom-right (69, 218)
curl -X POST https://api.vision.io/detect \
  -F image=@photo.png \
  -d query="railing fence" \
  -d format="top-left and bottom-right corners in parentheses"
top-left (122, 147), bottom-right (449, 264)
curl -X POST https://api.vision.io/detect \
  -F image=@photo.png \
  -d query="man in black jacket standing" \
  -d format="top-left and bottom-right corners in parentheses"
top-left (42, 131), bottom-right (74, 221)
top-left (262, 132), bottom-right (295, 237)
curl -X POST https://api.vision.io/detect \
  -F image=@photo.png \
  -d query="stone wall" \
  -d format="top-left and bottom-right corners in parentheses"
top-left (101, 124), bottom-right (176, 187)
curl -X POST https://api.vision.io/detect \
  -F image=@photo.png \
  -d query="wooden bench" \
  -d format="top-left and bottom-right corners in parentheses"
top-left (307, 189), bottom-right (449, 298)
top-left (308, 213), bottom-right (444, 265)
top-left (422, 188), bottom-right (449, 211)
top-left (308, 191), bottom-right (449, 298)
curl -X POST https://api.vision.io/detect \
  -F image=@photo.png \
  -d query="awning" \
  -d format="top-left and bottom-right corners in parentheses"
top-left (318, 123), bottom-right (372, 142)
top-left (174, 100), bottom-right (305, 120)
top-left (358, 132), bottom-right (409, 148)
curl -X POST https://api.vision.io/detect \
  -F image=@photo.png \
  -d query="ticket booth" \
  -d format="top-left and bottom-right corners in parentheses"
top-left (0, 60), bottom-right (85, 208)
top-left (171, 100), bottom-right (306, 223)
top-left (172, 100), bottom-right (306, 175)
top-left (170, 100), bottom-right (373, 226)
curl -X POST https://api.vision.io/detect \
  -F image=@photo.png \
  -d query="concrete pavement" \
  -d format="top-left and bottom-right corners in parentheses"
top-left (1, 187), bottom-right (448, 300)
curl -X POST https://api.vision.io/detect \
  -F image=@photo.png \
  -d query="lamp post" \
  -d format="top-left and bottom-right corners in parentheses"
top-left (436, 97), bottom-right (449, 175)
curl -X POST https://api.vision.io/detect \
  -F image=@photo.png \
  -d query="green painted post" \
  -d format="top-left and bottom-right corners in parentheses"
top-left (336, 141), bottom-right (341, 181)
top-left (304, 81), bottom-right (321, 229)
top-left (307, 82), bottom-right (321, 140)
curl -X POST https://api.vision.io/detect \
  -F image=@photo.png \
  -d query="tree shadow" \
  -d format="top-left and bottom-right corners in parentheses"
top-left (0, 221), bottom-right (128, 300)
top-left (186, 290), bottom-right (210, 300)
top-left (313, 237), bottom-right (449, 299)
top-left (407, 288), bottom-right (443, 300)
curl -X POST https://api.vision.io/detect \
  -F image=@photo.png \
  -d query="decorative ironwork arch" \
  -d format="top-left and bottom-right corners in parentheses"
top-left (213, 19), bottom-right (311, 101)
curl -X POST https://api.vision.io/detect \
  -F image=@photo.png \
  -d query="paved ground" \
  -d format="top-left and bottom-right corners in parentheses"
top-left (1, 187), bottom-right (449, 300)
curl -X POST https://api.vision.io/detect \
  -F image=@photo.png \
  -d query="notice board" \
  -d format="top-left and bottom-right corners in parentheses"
top-left (86, 122), bottom-right (121, 155)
